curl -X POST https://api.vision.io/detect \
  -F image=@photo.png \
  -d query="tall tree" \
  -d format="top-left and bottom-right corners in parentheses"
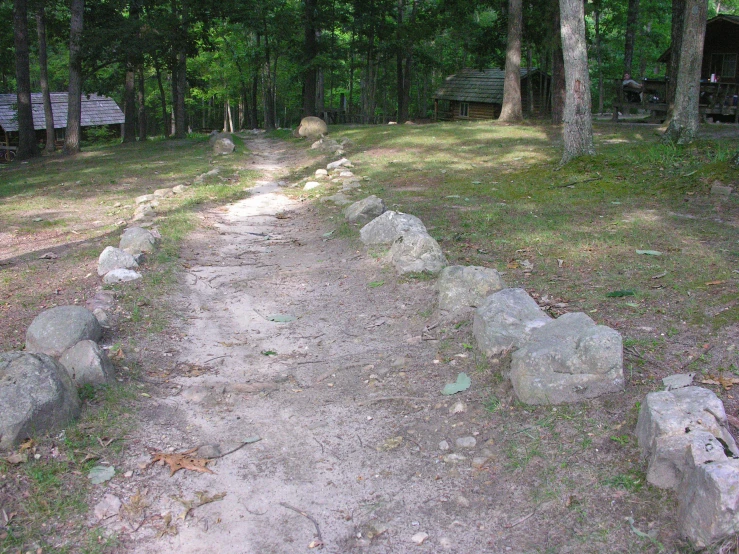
top-left (64, 0), bottom-right (84, 155)
top-left (550, 0), bottom-right (565, 124)
top-left (666, 0), bottom-right (685, 111)
top-left (123, 62), bottom-right (136, 142)
top-left (36, 2), bottom-right (54, 153)
top-left (559, 0), bottom-right (595, 163)
top-left (662, 0), bottom-right (707, 144)
top-left (303, 0), bottom-right (319, 116)
top-left (137, 65), bottom-right (147, 140)
top-left (624, 0), bottom-right (640, 75)
top-left (499, 0), bottom-right (523, 122)
top-left (14, 0), bottom-right (40, 160)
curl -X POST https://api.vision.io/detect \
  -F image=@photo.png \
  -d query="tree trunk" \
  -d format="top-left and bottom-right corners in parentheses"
top-left (250, 71), bottom-right (259, 128)
top-left (595, 2), bottom-right (604, 114)
top-left (137, 64), bottom-right (147, 140)
top-left (14, 0), bottom-right (40, 160)
top-left (64, 0), bottom-right (84, 155)
top-left (559, 0), bottom-right (595, 164)
top-left (624, 0), bottom-right (640, 75)
top-left (499, 0), bottom-right (523, 122)
top-left (551, 0), bottom-right (565, 125)
top-left (302, 0), bottom-right (318, 116)
top-left (316, 68), bottom-right (325, 114)
top-left (123, 61), bottom-right (136, 142)
top-left (36, 3), bottom-right (54, 154)
top-left (666, 0), bottom-right (685, 113)
top-left (155, 59), bottom-right (169, 137)
top-left (663, 0), bottom-right (707, 144)
top-left (174, 48), bottom-right (187, 138)
top-left (526, 47), bottom-right (534, 115)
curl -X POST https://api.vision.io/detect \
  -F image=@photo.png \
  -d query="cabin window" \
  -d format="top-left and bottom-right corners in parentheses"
top-left (710, 53), bottom-right (737, 81)
top-left (459, 102), bottom-right (469, 117)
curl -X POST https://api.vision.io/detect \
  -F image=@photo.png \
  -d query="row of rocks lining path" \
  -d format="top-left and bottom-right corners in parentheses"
top-left (113, 135), bottom-right (632, 553)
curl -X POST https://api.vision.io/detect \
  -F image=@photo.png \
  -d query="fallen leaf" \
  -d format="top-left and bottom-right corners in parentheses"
top-left (308, 540), bottom-right (325, 549)
top-left (705, 280), bottom-right (725, 286)
top-left (377, 436), bottom-right (403, 451)
top-left (636, 250), bottom-right (662, 256)
top-left (261, 350), bottom-right (277, 356)
top-left (442, 373), bottom-right (472, 395)
top-left (4, 453), bottom-right (27, 464)
top-left (150, 448), bottom-right (215, 476)
top-left (19, 439), bottom-right (35, 452)
top-left (267, 314), bottom-right (296, 323)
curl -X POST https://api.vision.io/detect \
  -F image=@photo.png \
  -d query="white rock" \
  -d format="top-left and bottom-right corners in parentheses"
top-left (411, 532), bottom-right (428, 545)
top-left (98, 246), bottom-right (138, 276)
top-left (304, 181), bottom-right (321, 191)
top-left (456, 436), bottom-right (477, 448)
top-left (103, 269), bottom-right (142, 284)
top-left (93, 493), bottom-right (122, 520)
top-left (439, 440), bottom-right (450, 451)
top-left (450, 401), bottom-right (467, 414)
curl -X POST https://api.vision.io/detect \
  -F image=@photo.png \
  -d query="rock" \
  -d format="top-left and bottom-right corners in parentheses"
top-left (359, 211), bottom-right (427, 246)
top-left (678, 459), bottom-right (739, 549)
top-left (647, 431), bottom-right (729, 490)
top-left (450, 401), bottom-right (467, 414)
top-left (153, 188), bottom-right (172, 198)
top-left (132, 204), bottom-right (155, 222)
top-left (411, 532), bottom-right (429, 545)
top-left (711, 182), bottom-right (734, 196)
top-left (0, 352), bottom-right (81, 451)
top-left (342, 180), bottom-right (362, 191)
top-left (315, 169), bottom-right (328, 177)
top-left (389, 231), bottom-right (447, 275)
top-left (636, 387), bottom-right (738, 489)
top-left (119, 227), bottom-right (158, 256)
top-left (472, 457), bottom-right (489, 469)
top-left (172, 185), bottom-right (188, 194)
top-left (454, 495), bottom-right (470, 507)
top-left (344, 195), bottom-right (386, 224)
top-left (98, 246), bottom-right (138, 276)
top-left (438, 265), bottom-right (506, 314)
top-left (208, 131), bottom-right (230, 146)
top-left (297, 116), bottom-right (328, 139)
top-left (197, 444), bottom-right (222, 459)
top-left (311, 140), bottom-right (322, 149)
top-left (443, 453), bottom-right (467, 463)
top-left (92, 308), bottom-right (111, 329)
top-left (439, 440), bottom-right (450, 451)
top-left (93, 493), bottom-right (122, 520)
top-left (213, 137), bottom-right (235, 155)
top-left (663, 373), bottom-right (695, 390)
top-left (324, 193), bottom-right (352, 206)
top-left (304, 181), bottom-right (321, 191)
top-left (472, 288), bottom-right (551, 357)
top-left (103, 269), bottom-right (142, 284)
top-left (509, 312), bottom-right (624, 405)
top-left (456, 436), bottom-right (477, 448)
top-left (135, 194), bottom-right (156, 204)
top-left (85, 289), bottom-right (116, 313)
top-left (26, 306), bottom-right (102, 358)
top-left (339, 170), bottom-right (354, 177)
top-left (59, 340), bottom-right (115, 387)
top-left (327, 158), bottom-right (351, 170)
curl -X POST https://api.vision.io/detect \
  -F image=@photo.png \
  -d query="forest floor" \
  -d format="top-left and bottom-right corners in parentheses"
top-left (1, 122), bottom-right (738, 554)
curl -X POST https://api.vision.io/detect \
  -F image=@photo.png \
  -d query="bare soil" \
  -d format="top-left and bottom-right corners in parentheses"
top-left (94, 136), bottom-right (688, 554)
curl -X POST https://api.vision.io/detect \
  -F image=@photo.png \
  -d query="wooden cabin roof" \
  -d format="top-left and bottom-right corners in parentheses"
top-left (657, 15), bottom-right (739, 63)
top-left (0, 93), bottom-right (125, 132)
top-left (433, 68), bottom-right (548, 104)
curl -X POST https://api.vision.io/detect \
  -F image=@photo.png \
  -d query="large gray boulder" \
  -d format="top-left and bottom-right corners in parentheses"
top-left (388, 231), bottom-right (447, 275)
top-left (297, 116), bottom-right (328, 139)
top-left (345, 195), bottom-right (386, 224)
top-left (98, 246), bottom-right (138, 276)
top-left (509, 312), bottom-right (624, 405)
top-left (119, 227), bottom-right (157, 255)
top-left (213, 137), bottom-right (235, 155)
top-left (679, 459), bottom-right (739, 549)
top-left (438, 266), bottom-right (506, 314)
top-left (59, 340), bottom-right (115, 387)
top-left (636, 387), bottom-right (738, 489)
top-left (0, 352), bottom-right (81, 451)
top-left (473, 288), bottom-right (551, 357)
top-left (208, 131), bottom-right (230, 146)
top-left (360, 211), bottom-right (427, 246)
top-left (26, 306), bottom-right (102, 358)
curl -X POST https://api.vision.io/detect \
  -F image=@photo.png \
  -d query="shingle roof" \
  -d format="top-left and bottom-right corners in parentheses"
top-left (657, 15), bottom-right (739, 63)
top-left (0, 92), bottom-right (125, 132)
top-left (433, 68), bottom-right (544, 103)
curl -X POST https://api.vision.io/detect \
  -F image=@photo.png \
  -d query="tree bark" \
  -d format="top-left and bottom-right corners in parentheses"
top-left (302, 0), bottom-right (318, 117)
top-left (551, 0), bottom-right (565, 125)
top-left (137, 64), bottom-right (147, 140)
top-left (595, 2), bottom-right (604, 114)
top-left (624, 0), bottom-right (640, 75)
top-left (174, 48), bottom-right (187, 138)
top-left (154, 58), bottom-right (169, 137)
top-left (662, 0), bottom-right (707, 144)
top-left (123, 61), bottom-right (136, 142)
top-left (499, 0), bottom-right (523, 122)
top-left (36, 3), bottom-right (55, 154)
top-left (559, 0), bottom-right (595, 164)
top-left (14, 0), bottom-right (40, 160)
top-left (64, 0), bottom-right (84, 155)
top-left (666, 0), bottom-right (685, 112)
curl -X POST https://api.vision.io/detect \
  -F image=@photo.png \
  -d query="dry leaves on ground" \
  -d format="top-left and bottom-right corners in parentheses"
top-left (149, 448), bottom-right (215, 476)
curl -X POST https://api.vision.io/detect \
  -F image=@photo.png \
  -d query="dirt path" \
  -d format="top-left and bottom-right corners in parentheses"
top-left (119, 136), bottom-right (543, 553)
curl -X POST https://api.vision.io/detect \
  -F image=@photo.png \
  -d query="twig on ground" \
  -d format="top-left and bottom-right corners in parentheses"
top-left (504, 508), bottom-right (537, 528)
top-left (212, 437), bottom-right (262, 459)
top-left (201, 355), bottom-right (228, 365)
top-left (357, 396), bottom-right (429, 406)
top-left (280, 502), bottom-right (324, 547)
top-left (550, 177), bottom-right (599, 189)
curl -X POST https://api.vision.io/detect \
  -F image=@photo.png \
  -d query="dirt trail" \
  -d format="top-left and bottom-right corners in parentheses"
top-left (123, 136), bottom-right (528, 553)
